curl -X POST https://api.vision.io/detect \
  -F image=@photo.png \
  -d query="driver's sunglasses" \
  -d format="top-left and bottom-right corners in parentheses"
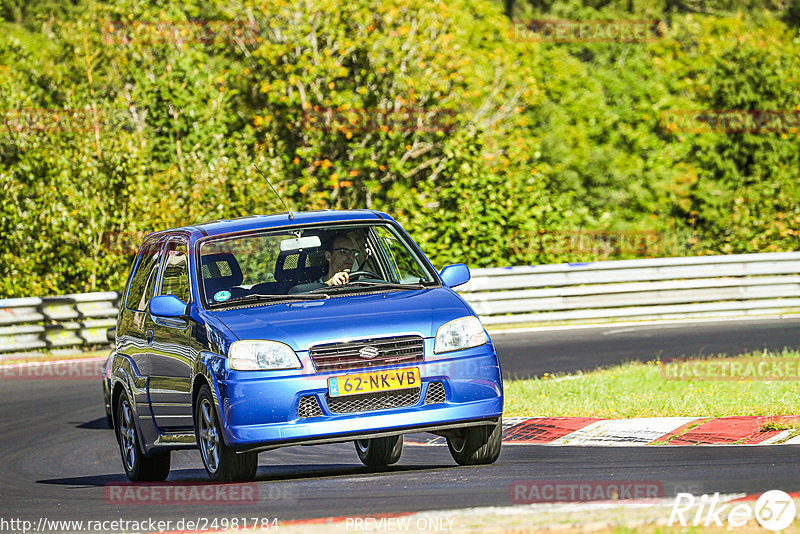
top-left (332, 248), bottom-right (360, 257)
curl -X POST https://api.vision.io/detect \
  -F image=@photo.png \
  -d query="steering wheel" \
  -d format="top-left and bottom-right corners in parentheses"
top-left (347, 270), bottom-right (381, 281)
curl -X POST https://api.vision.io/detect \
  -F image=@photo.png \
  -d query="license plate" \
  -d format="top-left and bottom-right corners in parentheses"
top-left (328, 368), bottom-right (421, 397)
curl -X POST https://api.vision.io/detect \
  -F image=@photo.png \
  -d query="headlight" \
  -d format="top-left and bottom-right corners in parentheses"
top-left (434, 316), bottom-right (487, 354)
top-left (229, 340), bottom-right (302, 371)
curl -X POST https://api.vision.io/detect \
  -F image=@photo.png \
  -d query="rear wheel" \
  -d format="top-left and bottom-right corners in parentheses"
top-left (195, 385), bottom-right (258, 481)
top-left (116, 392), bottom-right (170, 481)
top-left (446, 418), bottom-right (502, 466)
top-left (355, 435), bottom-right (403, 466)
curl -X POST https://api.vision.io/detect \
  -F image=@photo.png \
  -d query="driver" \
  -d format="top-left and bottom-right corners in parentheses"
top-left (322, 233), bottom-right (359, 286)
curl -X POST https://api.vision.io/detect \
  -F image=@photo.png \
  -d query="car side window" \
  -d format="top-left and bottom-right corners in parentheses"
top-left (373, 226), bottom-right (428, 284)
top-left (160, 240), bottom-right (191, 303)
top-left (125, 241), bottom-right (163, 312)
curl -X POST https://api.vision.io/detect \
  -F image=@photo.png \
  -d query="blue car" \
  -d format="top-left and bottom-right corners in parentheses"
top-left (109, 210), bottom-right (503, 481)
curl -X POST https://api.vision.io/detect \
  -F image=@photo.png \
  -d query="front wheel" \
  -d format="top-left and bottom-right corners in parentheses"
top-left (446, 418), bottom-right (502, 466)
top-left (116, 392), bottom-right (170, 481)
top-left (355, 435), bottom-right (403, 466)
top-left (195, 385), bottom-right (258, 482)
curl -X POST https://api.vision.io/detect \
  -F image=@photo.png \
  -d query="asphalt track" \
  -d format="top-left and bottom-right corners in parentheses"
top-left (494, 316), bottom-right (800, 379)
top-left (1, 318), bottom-right (800, 526)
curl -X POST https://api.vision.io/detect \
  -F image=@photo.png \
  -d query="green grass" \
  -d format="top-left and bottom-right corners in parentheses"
top-left (504, 349), bottom-right (800, 418)
top-left (760, 419), bottom-right (800, 431)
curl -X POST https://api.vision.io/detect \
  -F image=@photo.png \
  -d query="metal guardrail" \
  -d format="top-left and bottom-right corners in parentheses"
top-left (458, 252), bottom-right (800, 325)
top-left (2, 252), bottom-right (800, 353)
top-left (0, 292), bottom-right (118, 353)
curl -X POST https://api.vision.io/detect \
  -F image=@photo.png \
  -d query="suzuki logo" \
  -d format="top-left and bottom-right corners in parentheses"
top-left (358, 346), bottom-right (380, 359)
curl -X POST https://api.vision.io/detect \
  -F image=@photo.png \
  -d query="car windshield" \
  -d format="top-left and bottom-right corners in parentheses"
top-left (198, 222), bottom-right (439, 306)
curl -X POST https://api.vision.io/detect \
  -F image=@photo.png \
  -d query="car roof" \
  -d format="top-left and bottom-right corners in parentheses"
top-left (145, 209), bottom-right (390, 241)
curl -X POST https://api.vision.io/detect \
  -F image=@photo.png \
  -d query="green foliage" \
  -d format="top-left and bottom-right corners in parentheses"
top-left (655, 16), bottom-right (800, 254)
top-left (1, 0), bottom-right (799, 297)
top-left (505, 348), bottom-right (800, 418)
top-left (0, 0), bottom-right (88, 28)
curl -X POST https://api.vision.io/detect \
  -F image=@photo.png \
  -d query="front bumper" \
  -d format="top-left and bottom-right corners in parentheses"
top-left (214, 344), bottom-right (503, 451)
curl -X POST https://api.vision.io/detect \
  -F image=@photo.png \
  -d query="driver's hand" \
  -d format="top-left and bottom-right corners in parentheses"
top-left (325, 270), bottom-right (350, 286)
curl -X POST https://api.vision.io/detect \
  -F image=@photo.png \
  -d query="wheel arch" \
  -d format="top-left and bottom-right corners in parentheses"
top-left (192, 352), bottom-right (228, 444)
top-left (110, 362), bottom-right (134, 433)
top-left (109, 354), bottom-right (151, 454)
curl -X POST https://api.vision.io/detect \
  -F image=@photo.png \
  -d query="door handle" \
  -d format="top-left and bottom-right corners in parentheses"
top-left (146, 329), bottom-right (154, 345)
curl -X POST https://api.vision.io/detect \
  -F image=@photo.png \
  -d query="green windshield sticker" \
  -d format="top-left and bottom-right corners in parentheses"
top-left (214, 290), bottom-right (231, 302)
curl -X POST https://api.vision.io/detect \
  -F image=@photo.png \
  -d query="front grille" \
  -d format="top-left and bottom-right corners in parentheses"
top-left (298, 396), bottom-right (323, 418)
top-left (423, 382), bottom-right (447, 405)
top-left (326, 387), bottom-right (421, 414)
top-left (309, 335), bottom-right (424, 372)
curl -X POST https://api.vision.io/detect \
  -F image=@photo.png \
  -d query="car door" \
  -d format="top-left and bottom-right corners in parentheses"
top-left (118, 238), bottom-right (166, 383)
top-left (147, 236), bottom-right (197, 431)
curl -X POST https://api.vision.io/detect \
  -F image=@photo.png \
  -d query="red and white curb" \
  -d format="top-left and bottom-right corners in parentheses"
top-left (407, 416), bottom-right (800, 446)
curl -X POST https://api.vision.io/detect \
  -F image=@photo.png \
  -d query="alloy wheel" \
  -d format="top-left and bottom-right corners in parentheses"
top-left (119, 400), bottom-right (137, 471)
top-left (198, 399), bottom-right (220, 473)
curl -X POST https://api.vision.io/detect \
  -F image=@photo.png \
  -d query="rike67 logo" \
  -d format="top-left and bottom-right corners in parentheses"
top-left (669, 490), bottom-right (796, 531)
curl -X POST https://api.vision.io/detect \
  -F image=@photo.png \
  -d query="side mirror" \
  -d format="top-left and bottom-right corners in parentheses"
top-left (149, 295), bottom-right (188, 318)
top-left (440, 264), bottom-right (470, 288)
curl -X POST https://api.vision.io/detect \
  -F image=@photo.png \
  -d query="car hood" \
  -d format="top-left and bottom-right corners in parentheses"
top-left (207, 287), bottom-right (471, 351)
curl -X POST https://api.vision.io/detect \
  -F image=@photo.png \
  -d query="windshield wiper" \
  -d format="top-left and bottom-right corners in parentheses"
top-left (347, 281), bottom-right (428, 290)
top-left (214, 293), bottom-right (329, 306)
top-left (306, 281), bottom-right (427, 294)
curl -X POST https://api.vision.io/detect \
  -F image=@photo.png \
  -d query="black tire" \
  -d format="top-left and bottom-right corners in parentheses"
top-left (446, 418), bottom-right (502, 466)
top-left (195, 385), bottom-right (258, 482)
top-left (355, 435), bottom-right (403, 466)
top-left (116, 392), bottom-right (170, 481)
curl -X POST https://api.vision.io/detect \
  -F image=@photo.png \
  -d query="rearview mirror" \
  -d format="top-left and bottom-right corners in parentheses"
top-left (280, 235), bottom-right (321, 252)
